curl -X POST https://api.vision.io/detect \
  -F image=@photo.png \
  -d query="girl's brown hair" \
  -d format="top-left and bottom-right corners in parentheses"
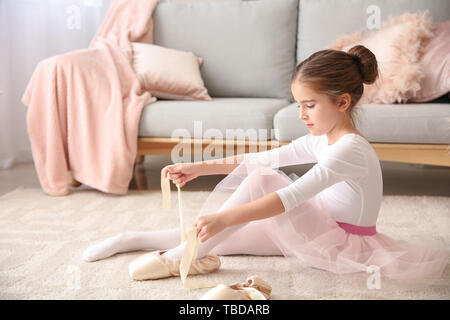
top-left (291, 45), bottom-right (379, 127)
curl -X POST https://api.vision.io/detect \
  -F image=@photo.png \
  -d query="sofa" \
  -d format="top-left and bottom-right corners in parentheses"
top-left (135, 0), bottom-right (450, 170)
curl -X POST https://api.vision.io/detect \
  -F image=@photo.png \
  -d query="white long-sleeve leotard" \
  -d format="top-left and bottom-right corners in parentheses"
top-left (243, 133), bottom-right (383, 227)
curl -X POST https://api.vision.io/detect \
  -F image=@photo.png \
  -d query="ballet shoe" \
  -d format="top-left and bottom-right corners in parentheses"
top-left (200, 275), bottom-right (272, 300)
top-left (128, 250), bottom-right (221, 280)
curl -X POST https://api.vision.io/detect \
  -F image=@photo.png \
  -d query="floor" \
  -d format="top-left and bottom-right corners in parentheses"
top-left (1, 156), bottom-right (449, 197)
top-left (0, 157), bottom-right (449, 300)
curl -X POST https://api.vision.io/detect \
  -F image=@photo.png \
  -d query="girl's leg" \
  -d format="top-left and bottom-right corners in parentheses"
top-left (83, 168), bottom-right (287, 262)
top-left (163, 168), bottom-right (288, 260)
top-left (83, 228), bottom-right (181, 262)
top-left (83, 219), bottom-right (281, 262)
top-left (210, 219), bottom-right (282, 256)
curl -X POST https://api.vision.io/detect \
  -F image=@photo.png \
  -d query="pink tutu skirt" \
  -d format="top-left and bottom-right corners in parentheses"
top-left (197, 160), bottom-right (449, 288)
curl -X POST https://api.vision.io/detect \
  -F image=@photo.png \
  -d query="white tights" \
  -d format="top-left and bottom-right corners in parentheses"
top-left (83, 169), bottom-right (286, 262)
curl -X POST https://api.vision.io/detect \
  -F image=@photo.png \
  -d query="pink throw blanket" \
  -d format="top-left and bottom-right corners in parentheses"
top-left (21, 0), bottom-right (159, 196)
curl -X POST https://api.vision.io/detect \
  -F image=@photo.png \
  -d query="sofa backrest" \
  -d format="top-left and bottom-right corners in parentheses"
top-left (297, 0), bottom-right (450, 63)
top-left (153, 0), bottom-right (298, 101)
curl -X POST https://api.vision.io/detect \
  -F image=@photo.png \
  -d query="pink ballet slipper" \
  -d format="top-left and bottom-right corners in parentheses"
top-left (128, 250), bottom-right (221, 280)
top-left (200, 275), bottom-right (272, 300)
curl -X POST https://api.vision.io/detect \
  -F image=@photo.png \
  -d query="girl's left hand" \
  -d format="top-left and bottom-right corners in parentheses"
top-left (192, 213), bottom-right (227, 243)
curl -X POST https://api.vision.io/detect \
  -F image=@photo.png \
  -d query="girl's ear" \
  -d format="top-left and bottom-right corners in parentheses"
top-left (337, 93), bottom-right (351, 112)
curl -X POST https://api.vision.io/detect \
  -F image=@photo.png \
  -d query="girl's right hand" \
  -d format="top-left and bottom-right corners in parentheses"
top-left (161, 162), bottom-right (201, 188)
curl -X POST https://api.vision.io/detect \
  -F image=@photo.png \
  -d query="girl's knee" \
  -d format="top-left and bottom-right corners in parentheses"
top-left (247, 167), bottom-right (274, 181)
top-left (246, 167), bottom-right (289, 188)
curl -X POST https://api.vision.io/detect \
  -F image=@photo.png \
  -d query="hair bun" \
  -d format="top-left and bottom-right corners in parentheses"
top-left (347, 45), bottom-right (379, 84)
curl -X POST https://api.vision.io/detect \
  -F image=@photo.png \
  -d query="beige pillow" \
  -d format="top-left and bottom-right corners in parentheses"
top-left (329, 11), bottom-right (434, 104)
top-left (131, 42), bottom-right (212, 101)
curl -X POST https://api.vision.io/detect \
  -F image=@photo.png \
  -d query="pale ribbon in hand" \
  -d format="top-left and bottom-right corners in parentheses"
top-left (161, 170), bottom-right (221, 290)
top-left (161, 169), bottom-right (269, 299)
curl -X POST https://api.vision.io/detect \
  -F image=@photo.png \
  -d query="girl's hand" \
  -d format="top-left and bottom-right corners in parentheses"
top-left (192, 213), bottom-right (227, 243)
top-left (161, 162), bottom-right (201, 188)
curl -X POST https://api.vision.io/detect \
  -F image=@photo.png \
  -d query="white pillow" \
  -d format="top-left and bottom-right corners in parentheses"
top-left (131, 42), bottom-right (211, 101)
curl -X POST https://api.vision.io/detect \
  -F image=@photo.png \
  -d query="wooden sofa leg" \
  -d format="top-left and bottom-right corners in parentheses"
top-left (136, 155), bottom-right (145, 164)
top-left (68, 171), bottom-right (81, 187)
top-left (134, 164), bottom-right (148, 190)
top-left (70, 178), bottom-right (81, 187)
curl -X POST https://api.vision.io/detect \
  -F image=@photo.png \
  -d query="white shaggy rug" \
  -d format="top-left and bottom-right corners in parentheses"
top-left (0, 187), bottom-right (449, 300)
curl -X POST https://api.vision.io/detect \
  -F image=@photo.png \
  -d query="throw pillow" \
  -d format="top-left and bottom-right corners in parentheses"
top-left (409, 20), bottom-right (450, 102)
top-left (131, 42), bottom-right (212, 101)
top-left (329, 11), bottom-right (434, 104)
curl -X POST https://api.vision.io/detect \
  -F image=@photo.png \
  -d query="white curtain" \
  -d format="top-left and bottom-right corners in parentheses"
top-left (0, 0), bottom-right (114, 169)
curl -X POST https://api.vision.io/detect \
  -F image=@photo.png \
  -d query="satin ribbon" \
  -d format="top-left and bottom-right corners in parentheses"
top-left (161, 170), bottom-right (269, 299)
top-left (161, 170), bottom-right (221, 290)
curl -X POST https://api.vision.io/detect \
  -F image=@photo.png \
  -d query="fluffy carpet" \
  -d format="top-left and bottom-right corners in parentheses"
top-left (0, 187), bottom-right (449, 300)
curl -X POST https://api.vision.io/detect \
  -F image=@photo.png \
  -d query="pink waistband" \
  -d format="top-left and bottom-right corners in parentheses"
top-left (336, 221), bottom-right (377, 236)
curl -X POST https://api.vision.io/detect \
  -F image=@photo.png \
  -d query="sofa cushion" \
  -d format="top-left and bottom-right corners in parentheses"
top-left (297, 0), bottom-right (450, 63)
top-left (356, 103), bottom-right (450, 144)
top-left (273, 103), bottom-right (450, 144)
top-left (131, 42), bottom-right (211, 101)
top-left (334, 12), bottom-right (434, 104)
top-left (273, 103), bottom-right (310, 141)
top-left (410, 20), bottom-right (450, 102)
top-left (139, 98), bottom-right (291, 140)
top-left (153, 0), bottom-right (298, 101)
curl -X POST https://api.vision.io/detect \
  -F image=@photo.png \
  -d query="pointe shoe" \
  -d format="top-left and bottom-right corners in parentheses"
top-left (200, 275), bottom-right (271, 300)
top-left (128, 250), bottom-right (221, 280)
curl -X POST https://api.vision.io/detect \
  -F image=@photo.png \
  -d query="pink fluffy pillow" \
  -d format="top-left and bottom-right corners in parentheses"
top-left (409, 20), bottom-right (450, 102)
top-left (329, 11), bottom-right (434, 104)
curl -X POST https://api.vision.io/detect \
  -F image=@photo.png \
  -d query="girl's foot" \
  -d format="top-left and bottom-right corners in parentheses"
top-left (83, 234), bottom-right (124, 262)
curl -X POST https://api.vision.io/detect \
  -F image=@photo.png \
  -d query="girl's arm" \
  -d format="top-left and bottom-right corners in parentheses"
top-left (194, 134), bottom-right (316, 176)
top-left (194, 192), bottom-right (286, 242)
top-left (194, 154), bottom-right (245, 176)
top-left (220, 192), bottom-right (286, 227)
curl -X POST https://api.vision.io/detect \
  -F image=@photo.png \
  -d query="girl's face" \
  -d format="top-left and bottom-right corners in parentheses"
top-left (291, 82), bottom-right (347, 136)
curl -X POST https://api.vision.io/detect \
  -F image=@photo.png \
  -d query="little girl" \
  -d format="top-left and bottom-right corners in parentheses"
top-left (83, 45), bottom-right (448, 287)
